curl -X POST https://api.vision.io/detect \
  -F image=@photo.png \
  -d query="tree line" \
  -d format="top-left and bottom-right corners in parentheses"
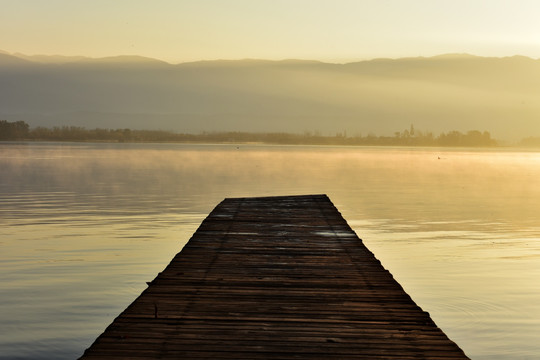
top-left (0, 119), bottom-right (507, 147)
top-left (0, 120), bottom-right (30, 140)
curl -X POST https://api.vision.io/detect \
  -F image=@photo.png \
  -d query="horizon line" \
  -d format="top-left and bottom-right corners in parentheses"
top-left (2, 49), bottom-right (540, 65)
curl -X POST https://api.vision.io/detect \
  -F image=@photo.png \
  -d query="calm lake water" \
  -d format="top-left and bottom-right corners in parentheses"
top-left (1, 142), bottom-right (539, 359)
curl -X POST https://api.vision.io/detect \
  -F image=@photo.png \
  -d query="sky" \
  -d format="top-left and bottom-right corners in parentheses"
top-left (2, 0), bottom-right (540, 63)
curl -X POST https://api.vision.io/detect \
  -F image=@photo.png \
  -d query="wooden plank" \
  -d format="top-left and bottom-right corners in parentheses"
top-left (79, 194), bottom-right (469, 359)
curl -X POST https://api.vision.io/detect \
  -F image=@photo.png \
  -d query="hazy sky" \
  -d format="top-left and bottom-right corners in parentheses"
top-left (2, 0), bottom-right (540, 63)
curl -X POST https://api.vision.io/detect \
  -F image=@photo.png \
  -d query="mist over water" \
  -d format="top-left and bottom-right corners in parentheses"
top-left (1, 142), bottom-right (539, 359)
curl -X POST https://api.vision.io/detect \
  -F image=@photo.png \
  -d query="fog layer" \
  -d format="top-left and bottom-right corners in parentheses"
top-left (1, 53), bottom-right (539, 140)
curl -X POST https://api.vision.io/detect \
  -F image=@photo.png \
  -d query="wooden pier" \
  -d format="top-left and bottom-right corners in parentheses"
top-left (80, 194), bottom-right (469, 359)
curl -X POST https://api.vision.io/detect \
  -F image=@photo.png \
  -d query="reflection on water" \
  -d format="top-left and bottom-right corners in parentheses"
top-left (1, 142), bottom-right (539, 359)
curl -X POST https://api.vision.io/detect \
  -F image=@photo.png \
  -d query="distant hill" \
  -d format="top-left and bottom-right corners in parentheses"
top-left (12, 53), bottom-right (88, 64)
top-left (0, 52), bottom-right (32, 66)
top-left (71, 55), bottom-right (170, 66)
top-left (1, 51), bottom-right (539, 140)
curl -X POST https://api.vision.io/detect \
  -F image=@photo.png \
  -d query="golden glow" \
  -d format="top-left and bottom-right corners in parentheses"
top-left (2, 1), bottom-right (540, 63)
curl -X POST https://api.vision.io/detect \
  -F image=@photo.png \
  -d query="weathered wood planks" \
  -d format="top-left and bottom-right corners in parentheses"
top-left (79, 194), bottom-right (469, 359)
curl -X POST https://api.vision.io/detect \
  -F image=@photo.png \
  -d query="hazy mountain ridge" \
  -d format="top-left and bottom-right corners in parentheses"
top-left (12, 53), bottom-right (88, 64)
top-left (1, 51), bottom-right (539, 139)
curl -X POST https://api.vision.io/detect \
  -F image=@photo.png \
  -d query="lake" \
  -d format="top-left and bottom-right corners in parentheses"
top-left (1, 142), bottom-right (539, 359)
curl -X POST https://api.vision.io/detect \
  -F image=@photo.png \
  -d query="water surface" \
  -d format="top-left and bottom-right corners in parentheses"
top-left (1, 142), bottom-right (539, 359)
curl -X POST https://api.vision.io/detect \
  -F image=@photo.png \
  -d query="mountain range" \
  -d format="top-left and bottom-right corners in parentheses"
top-left (1, 51), bottom-right (539, 140)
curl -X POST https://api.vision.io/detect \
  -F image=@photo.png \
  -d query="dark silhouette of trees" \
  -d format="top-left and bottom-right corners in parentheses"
top-left (0, 120), bottom-right (29, 140)
top-left (438, 130), bottom-right (496, 147)
top-left (0, 120), bottom-right (502, 147)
